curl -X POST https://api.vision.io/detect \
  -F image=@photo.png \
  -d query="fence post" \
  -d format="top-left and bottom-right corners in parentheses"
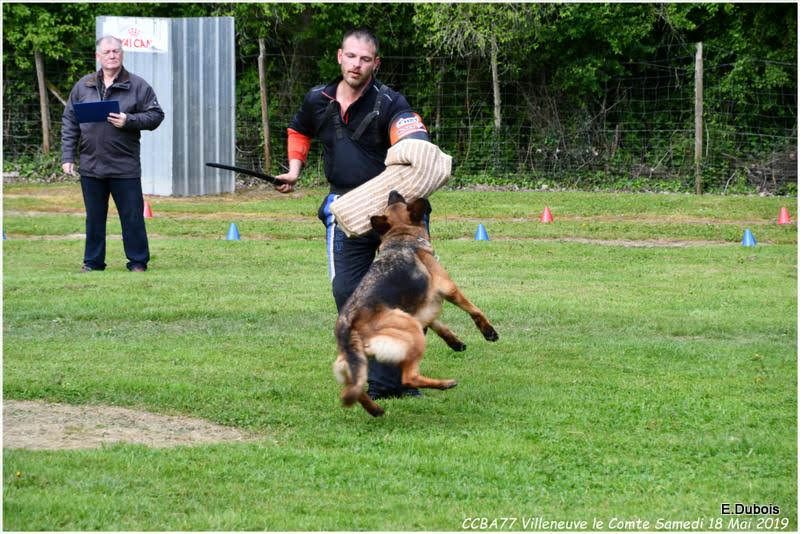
top-left (258, 38), bottom-right (271, 171)
top-left (694, 42), bottom-right (703, 195)
top-left (34, 50), bottom-right (51, 155)
top-left (434, 60), bottom-right (444, 145)
top-left (490, 36), bottom-right (501, 172)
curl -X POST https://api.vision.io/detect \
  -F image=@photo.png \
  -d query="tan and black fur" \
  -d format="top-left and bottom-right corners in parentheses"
top-left (333, 191), bottom-right (499, 416)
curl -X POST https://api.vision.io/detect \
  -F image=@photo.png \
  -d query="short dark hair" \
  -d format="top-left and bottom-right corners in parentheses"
top-left (342, 28), bottom-right (379, 56)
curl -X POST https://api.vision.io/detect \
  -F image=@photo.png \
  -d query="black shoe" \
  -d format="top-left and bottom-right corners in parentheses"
top-left (368, 388), bottom-right (422, 401)
top-left (129, 264), bottom-right (147, 272)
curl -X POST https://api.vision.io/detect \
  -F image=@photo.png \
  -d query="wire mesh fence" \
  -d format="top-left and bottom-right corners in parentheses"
top-left (4, 42), bottom-right (796, 193)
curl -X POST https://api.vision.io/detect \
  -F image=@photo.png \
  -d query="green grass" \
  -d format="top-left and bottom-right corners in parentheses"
top-left (3, 184), bottom-right (797, 530)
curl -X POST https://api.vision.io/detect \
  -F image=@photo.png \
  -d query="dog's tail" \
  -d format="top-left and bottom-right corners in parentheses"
top-left (335, 316), bottom-right (368, 407)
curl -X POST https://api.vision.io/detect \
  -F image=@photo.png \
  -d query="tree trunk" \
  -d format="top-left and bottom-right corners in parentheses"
top-left (258, 38), bottom-right (271, 171)
top-left (34, 50), bottom-right (51, 154)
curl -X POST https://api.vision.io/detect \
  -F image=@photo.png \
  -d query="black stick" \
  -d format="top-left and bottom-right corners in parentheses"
top-left (205, 162), bottom-right (285, 185)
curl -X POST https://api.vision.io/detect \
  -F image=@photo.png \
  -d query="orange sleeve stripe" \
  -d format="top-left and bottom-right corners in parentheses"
top-left (287, 128), bottom-right (312, 162)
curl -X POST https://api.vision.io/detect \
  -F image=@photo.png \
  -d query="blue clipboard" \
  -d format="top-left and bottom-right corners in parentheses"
top-left (73, 100), bottom-right (120, 123)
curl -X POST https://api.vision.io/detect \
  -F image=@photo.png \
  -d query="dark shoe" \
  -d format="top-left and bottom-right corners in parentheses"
top-left (368, 387), bottom-right (422, 401)
top-left (129, 265), bottom-right (146, 272)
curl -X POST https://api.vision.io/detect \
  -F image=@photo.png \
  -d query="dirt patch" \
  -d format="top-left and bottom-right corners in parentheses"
top-left (6, 231), bottom-right (729, 247)
top-left (452, 235), bottom-right (727, 247)
top-left (3, 400), bottom-right (257, 450)
top-left (558, 236), bottom-right (725, 248)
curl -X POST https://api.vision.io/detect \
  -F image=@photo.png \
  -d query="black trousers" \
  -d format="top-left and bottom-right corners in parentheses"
top-left (319, 193), bottom-right (416, 396)
top-left (80, 175), bottom-right (149, 271)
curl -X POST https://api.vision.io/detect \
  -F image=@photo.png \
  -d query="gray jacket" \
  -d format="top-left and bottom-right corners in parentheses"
top-left (61, 67), bottom-right (164, 178)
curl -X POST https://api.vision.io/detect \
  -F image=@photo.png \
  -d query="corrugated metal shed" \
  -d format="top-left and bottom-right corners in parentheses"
top-left (96, 16), bottom-right (235, 196)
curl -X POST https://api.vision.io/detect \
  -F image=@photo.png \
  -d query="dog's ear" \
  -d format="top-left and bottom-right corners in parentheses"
top-left (370, 215), bottom-right (391, 234)
top-left (407, 198), bottom-right (432, 224)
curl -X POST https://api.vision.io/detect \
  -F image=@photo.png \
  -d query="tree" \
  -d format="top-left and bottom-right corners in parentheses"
top-left (414, 4), bottom-right (548, 130)
top-left (3, 3), bottom-right (92, 153)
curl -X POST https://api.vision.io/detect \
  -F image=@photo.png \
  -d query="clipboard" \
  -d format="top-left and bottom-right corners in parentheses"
top-left (73, 100), bottom-right (120, 123)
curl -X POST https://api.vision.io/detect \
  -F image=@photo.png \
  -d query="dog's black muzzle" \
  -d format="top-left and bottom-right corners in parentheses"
top-left (388, 190), bottom-right (406, 206)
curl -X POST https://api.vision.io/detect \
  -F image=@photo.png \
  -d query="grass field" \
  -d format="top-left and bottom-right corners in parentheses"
top-left (3, 183), bottom-right (797, 531)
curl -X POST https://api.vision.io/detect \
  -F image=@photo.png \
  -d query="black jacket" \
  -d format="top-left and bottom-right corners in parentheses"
top-left (61, 67), bottom-right (164, 179)
top-left (289, 77), bottom-right (413, 194)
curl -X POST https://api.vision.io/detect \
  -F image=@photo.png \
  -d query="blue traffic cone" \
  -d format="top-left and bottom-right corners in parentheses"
top-left (475, 223), bottom-right (489, 241)
top-left (741, 228), bottom-right (757, 247)
top-left (226, 222), bottom-right (241, 241)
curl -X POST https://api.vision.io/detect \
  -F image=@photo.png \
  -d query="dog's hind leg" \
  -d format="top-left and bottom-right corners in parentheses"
top-left (398, 324), bottom-right (458, 390)
top-left (334, 353), bottom-right (384, 416)
top-left (333, 353), bottom-right (351, 385)
top-left (400, 359), bottom-right (458, 390)
top-left (332, 352), bottom-right (362, 401)
top-left (334, 316), bottom-right (372, 410)
top-left (366, 310), bottom-right (457, 391)
top-left (333, 352), bottom-right (358, 406)
top-left (357, 392), bottom-right (385, 417)
top-left (334, 351), bottom-right (368, 408)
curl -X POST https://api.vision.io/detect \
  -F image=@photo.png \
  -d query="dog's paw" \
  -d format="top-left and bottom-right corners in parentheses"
top-left (368, 404), bottom-right (385, 417)
top-left (341, 386), bottom-right (362, 407)
top-left (441, 380), bottom-right (458, 390)
top-left (483, 327), bottom-right (499, 342)
top-left (448, 340), bottom-right (467, 352)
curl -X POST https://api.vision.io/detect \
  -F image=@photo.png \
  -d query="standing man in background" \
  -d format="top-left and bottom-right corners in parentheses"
top-left (276, 28), bottom-right (432, 400)
top-left (62, 35), bottom-right (164, 273)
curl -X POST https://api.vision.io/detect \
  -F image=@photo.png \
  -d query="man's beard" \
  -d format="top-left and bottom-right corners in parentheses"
top-left (342, 69), bottom-right (371, 90)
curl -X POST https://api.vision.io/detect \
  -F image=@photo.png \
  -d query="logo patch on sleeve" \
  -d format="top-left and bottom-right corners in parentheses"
top-left (389, 112), bottom-right (429, 145)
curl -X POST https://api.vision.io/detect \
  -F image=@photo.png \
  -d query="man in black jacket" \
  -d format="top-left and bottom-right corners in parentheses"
top-left (62, 35), bottom-right (164, 272)
top-left (276, 28), bottom-right (431, 400)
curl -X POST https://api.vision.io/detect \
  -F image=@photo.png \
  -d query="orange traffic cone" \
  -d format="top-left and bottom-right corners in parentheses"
top-left (777, 206), bottom-right (792, 225)
top-left (540, 206), bottom-right (554, 224)
top-left (143, 201), bottom-right (154, 219)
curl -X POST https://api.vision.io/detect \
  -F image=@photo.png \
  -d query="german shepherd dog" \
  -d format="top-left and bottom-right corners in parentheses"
top-left (333, 191), bottom-right (499, 416)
